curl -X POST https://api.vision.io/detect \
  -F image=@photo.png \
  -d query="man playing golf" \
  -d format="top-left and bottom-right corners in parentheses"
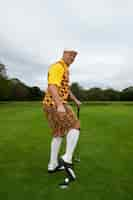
top-left (43, 50), bottom-right (81, 180)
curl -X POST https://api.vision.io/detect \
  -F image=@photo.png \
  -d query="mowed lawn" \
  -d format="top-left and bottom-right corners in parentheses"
top-left (0, 102), bottom-right (133, 200)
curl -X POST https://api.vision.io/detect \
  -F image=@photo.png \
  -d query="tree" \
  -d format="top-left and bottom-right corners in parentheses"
top-left (120, 87), bottom-right (133, 101)
top-left (29, 86), bottom-right (44, 100)
top-left (71, 82), bottom-right (81, 100)
top-left (87, 87), bottom-right (104, 101)
top-left (103, 88), bottom-right (120, 101)
top-left (0, 63), bottom-right (8, 79)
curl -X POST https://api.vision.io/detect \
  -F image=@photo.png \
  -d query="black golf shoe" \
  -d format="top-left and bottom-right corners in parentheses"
top-left (48, 163), bottom-right (65, 173)
top-left (58, 158), bottom-right (76, 181)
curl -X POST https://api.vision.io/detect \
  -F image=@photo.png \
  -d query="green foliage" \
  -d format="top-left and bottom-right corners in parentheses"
top-left (70, 82), bottom-right (133, 101)
top-left (0, 76), bottom-right (13, 100)
top-left (29, 86), bottom-right (44, 100)
top-left (103, 88), bottom-right (120, 101)
top-left (0, 76), bottom-right (44, 101)
top-left (120, 87), bottom-right (133, 101)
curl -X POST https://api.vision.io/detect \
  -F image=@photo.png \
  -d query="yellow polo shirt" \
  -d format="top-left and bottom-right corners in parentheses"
top-left (43, 59), bottom-right (70, 107)
top-left (48, 61), bottom-right (65, 87)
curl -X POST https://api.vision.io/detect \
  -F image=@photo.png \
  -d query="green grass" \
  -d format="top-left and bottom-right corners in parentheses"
top-left (0, 102), bottom-right (133, 200)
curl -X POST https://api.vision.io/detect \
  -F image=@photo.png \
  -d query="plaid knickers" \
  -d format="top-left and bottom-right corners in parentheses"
top-left (43, 104), bottom-right (78, 137)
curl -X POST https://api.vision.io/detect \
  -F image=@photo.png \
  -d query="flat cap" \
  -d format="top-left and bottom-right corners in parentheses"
top-left (63, 49), bottom-right (78, 55)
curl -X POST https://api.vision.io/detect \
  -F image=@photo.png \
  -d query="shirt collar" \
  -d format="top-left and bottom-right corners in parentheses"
top-left (59, 59), bottom-right (69, 69)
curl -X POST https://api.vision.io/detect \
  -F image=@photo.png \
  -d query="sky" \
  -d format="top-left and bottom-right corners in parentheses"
top-left (0, 0), bottom-right (133, 91)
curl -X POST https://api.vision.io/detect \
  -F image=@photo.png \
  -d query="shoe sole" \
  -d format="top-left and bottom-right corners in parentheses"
top-left (48, 166), bottom-right (65, 173)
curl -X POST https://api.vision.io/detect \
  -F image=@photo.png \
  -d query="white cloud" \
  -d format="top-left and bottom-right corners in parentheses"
top-left (0, 0), bottom-right (133, 90)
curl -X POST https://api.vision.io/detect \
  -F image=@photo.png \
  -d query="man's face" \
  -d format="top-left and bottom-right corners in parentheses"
top-left (63, 52), bottom-right (77, 65)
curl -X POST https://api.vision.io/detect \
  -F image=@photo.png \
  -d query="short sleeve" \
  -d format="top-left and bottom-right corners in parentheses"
top-left (48, 63), bottom-right (64, 87)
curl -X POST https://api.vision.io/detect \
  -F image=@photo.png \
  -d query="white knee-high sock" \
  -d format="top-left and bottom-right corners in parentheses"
top-left (62, 129), bottom-right (80, 164)
top-left (49, 137), bottom-right (63, 167)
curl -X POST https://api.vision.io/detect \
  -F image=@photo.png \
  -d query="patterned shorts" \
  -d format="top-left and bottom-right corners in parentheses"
top-left (43, 104), bottom-right (78, 137)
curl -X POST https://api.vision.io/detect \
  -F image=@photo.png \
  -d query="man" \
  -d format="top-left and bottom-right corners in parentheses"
top-left (42, 50), bottom-right (81, 179)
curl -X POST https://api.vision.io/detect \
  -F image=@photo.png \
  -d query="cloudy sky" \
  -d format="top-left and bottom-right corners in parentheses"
top-left (0, 0), bottom-right (133, 91)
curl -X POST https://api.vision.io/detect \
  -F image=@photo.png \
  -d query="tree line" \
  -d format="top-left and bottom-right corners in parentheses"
top-left (0, 63), bottom-right (133, 101)
top-left (71, 83), bottom-right (133, 101)
top-left (0, 75), bottom-right (44, 101)
top-left (0, 63), bottom-right (44, 101)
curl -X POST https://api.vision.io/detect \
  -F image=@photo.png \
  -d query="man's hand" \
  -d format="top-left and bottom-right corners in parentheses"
top-left (69, 90), bottom-right (82, 108)
top-left (57, 104), bottom-right (66, 121)
top-left (75, 99), bottom-right (82, 109)
top-left (57, 104), bottom-right (66, 112)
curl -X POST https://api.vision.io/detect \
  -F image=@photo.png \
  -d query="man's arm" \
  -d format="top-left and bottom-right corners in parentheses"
top-left (69, 90), bottom-right (82, 108)
top-left (48, 84), bottom-right (65, 112)
top-left (47, 62), bottom-right (66, 112)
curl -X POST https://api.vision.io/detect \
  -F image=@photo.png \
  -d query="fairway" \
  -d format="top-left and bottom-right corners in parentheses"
top-left (0, 102), bottom-right (133, 200)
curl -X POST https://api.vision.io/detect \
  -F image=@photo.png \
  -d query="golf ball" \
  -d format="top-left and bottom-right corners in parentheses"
top-left (65, 178), bottom-right (69, 183)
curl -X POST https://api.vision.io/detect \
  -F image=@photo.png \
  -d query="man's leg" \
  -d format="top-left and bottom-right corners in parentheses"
top-left (58, 121), bottom-right (80, 180)
top-left (62, 121), bottom-right (80, 164)
top-left (48, 136), bottom-right (63, 172)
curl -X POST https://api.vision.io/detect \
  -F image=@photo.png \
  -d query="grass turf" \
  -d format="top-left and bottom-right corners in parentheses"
top-left (0, 102), bottom-right (133, 200)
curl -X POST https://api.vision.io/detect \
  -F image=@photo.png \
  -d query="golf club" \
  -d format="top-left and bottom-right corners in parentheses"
top-left (74, 106), bottom-right (80, 163)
